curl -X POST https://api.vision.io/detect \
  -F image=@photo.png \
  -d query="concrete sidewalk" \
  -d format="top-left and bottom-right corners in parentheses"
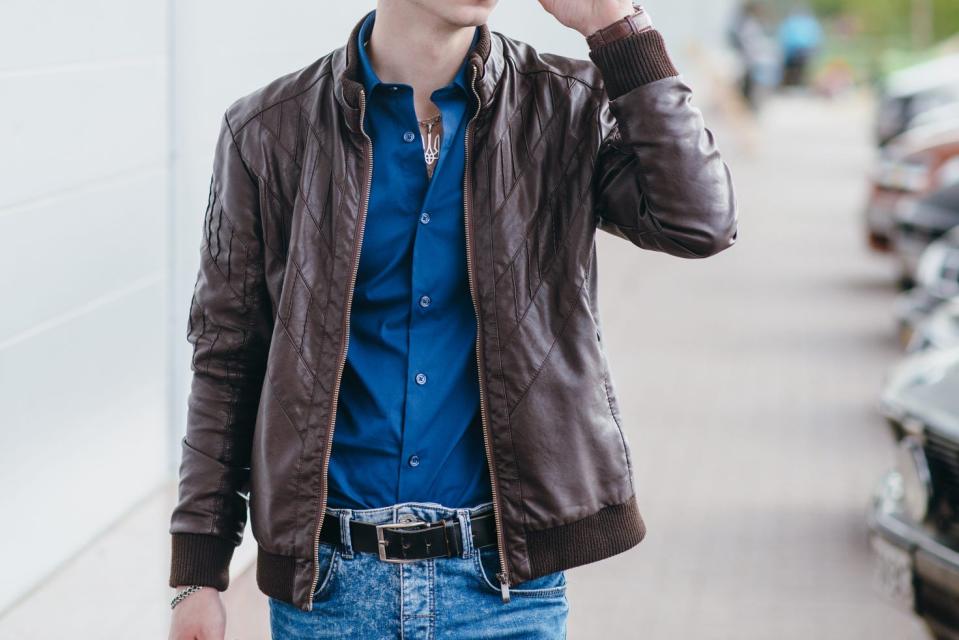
top-left (563, 92), bottom-right (929, 639)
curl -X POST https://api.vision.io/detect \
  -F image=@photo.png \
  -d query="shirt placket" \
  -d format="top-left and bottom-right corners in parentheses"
top-left (397, 86), bottom-right (467, 502)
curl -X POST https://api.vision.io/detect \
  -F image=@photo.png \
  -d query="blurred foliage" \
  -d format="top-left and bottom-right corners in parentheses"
top-left (808, 0), bottom-right (959, 43)
top-left (756, 0), bottom-right (959, 86)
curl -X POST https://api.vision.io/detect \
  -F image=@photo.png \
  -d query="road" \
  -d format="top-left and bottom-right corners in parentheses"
top-left (223, 92), bottom-right (932, 639)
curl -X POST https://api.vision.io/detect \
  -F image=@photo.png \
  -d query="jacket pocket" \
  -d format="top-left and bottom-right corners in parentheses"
top-left (601, 360), bottom-right (624, 429)
top-left (599, 347), bottom-right (634, 486)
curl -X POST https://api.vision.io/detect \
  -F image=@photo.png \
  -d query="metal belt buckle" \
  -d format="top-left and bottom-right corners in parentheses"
top-left (375, 520), bottom-right (432, 563)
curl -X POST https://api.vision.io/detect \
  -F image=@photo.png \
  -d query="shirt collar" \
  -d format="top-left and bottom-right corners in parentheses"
top-left (356, 9), bottom-right (478, 96)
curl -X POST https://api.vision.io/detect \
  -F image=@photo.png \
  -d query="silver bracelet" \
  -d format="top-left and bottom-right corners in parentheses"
top-left (171, 584), bottom-right (204, 609)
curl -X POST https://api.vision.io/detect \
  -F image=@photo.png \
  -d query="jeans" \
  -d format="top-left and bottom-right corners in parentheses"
top-left (268, 500), bottom-right (569, 639)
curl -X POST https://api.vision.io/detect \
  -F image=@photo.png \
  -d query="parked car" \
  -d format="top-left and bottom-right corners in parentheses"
top-left (875, 53), bottom-right (959, 148)
top-left (864, 124), bottom-right (959, 253)
top-left (896, 224), bottom-right (959, 346)
top-left (906, 297), bottom-right (959, 354)
top-left (869, 345), bottom-right (959, 640)
top-left (892, 182), bottom-right (959, 286)
top-left (910, 103), bottom-right (959, 133)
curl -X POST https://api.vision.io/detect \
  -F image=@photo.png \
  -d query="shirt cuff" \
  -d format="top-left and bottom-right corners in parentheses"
top-left (588, 28), bottom-right (680, 100)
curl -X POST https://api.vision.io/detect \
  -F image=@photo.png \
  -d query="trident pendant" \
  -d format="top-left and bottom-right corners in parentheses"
top-left (423, 121), bottom-right (440, 166)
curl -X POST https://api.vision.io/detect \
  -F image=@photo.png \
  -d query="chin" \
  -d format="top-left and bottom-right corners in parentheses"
top-left (413, 0), bottom-right (498, 26)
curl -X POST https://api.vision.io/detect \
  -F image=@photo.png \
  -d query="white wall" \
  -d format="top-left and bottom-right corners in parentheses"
top-left (0, 0), bottom-right (169, 612)
top-left (0, 0), bottom-right (734, 614)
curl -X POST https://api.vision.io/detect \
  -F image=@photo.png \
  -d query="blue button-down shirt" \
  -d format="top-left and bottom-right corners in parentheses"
top-left (326, 10), bottom-right (492, 510)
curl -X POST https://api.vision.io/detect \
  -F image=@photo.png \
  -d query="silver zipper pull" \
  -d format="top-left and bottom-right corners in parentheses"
top-left (496, 571), bottom-right (511, 603)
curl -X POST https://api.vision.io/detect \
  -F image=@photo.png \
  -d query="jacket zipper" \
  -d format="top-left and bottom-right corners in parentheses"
top-left (464, 62), bottom-right (511, 604)
top-left (307, 87), bottom-right (374, 611)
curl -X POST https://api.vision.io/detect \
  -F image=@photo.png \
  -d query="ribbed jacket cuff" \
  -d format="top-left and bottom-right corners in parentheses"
top-left (588, 28), bottom-right (679, 100)
top-left (169, 532), bottom-right (237, 591)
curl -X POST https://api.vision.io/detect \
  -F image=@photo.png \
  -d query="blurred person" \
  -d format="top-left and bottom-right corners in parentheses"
top-left (813, 58), bottom-right (855, 97)
top-left (778, 3), bottom-right (823, 87)
top-left (167, 0), bottom-right (737, 638)
top-left (728, 1), bottom-right (776, 110)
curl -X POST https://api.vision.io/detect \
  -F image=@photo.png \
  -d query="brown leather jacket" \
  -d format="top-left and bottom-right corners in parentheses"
top-left (169, 9), bottom-right (737, 612)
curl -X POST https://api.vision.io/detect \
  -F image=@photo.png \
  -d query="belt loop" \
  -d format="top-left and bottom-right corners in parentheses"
top-left (339, 509), bottom-right (355, 558)
top-left (456, 508), bottom-right (472, 558)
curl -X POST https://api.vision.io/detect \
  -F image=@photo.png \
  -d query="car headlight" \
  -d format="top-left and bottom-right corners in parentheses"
top-left (936, 156), bottom-right (959, 188)
top-left (895, 435), bottom-right (932, 522)
top-left (916, 237), bottom-right (959, 297)
top-left (916, 240), bottom-right (950, 290)
top-left (875, 157), bottom-right (930, 192)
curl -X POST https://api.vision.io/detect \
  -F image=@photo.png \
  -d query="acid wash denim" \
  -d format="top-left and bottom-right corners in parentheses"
top-left (268, 501), bottom-right (569, 639)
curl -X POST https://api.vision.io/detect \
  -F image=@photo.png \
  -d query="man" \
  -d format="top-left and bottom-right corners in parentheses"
top-left (778, 4), bottom-right (822, 87)
top-left (168, 0), bottom-right (737, 638)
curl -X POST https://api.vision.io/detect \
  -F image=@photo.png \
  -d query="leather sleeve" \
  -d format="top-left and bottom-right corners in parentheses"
top-left (168, 112), bottom-right (273, 591)
top-left (589, 29), bottom-right (738, 258)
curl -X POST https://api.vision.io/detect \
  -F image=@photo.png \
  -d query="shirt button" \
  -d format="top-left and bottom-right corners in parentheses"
top-left (415, 372), bottom-right (427, 385)
top-left (408, 455), bottom-right (420, 467)
top-left (419, 211), bottom-right (431, 224)
top-left (419, 294), bottom-right (431, 308)
top-left (403, 131), bottom-right (416, 142)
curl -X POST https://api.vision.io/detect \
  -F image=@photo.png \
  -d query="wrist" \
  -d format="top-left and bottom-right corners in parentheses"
top-left (584, 5), bottom-right (655, 51)
top-left (587, 25), bottom-right (679, 99)
top-left (579, 2), bottom-right (641, 38)
top-left (171, 584), bottom-right (206, 610)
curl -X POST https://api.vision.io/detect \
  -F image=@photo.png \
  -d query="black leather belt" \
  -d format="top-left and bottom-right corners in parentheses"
top-left (319, 510), bottom-right (498, 563)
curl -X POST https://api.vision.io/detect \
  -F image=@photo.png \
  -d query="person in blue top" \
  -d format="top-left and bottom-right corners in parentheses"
top-left (778, 4), bottom-right (823, 87)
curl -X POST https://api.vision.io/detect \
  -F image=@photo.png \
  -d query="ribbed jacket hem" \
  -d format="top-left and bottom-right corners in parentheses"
top-left (254, 492), bottom-right (646, 609)
top-left (588, 28), bottom-right (679, 100)
top-left (526, 492), bottom-right (646, 577)
top-left (169, 532), bottom-right (237, 590)
top-left (257, 546), bottom-right (298, 603)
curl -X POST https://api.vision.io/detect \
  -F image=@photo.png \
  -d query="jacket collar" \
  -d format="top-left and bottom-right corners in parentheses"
top-left (333, 8), bottom-right (504, 134)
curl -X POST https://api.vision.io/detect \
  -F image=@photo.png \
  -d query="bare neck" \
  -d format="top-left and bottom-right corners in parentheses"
top-left (366, 3), bottom-right (476, 120)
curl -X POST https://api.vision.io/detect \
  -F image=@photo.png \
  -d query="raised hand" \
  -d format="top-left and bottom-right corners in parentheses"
top-left (535, 0), bottom-right (636, 37)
